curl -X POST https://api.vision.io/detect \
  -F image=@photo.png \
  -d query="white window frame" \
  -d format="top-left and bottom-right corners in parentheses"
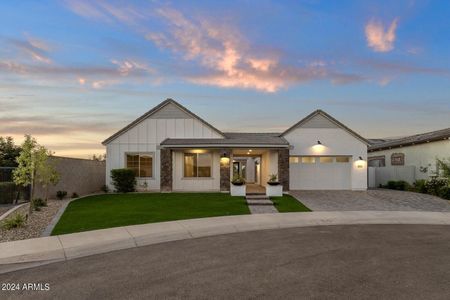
top-left (125, 152), bottom-right (154, 179)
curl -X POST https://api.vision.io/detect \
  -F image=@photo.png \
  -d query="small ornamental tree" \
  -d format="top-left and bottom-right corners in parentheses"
top-left (13, 135), bottom-right (59, 215)
top-left (111, 169), bottom-right (136, 193)
top-left (36, 149), bottom-right (60, 201)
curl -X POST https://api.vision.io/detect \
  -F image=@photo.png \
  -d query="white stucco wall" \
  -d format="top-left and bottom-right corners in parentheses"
top-left (105, 117), bottom-right (223, 191)
top-left (368, 139), bottom-right (450, 183)
top-left (260, 151), bottom-right (278, 187)
top-left (284, 128), bottom-right (368, 190)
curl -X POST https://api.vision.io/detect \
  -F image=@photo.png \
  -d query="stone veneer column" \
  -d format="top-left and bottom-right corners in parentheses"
top-left (278, 148), bottom-right (290, 192)
top-left (160, 148), bottom-right (172, 192)
top-left (219, 149), bottom-right (231, 192)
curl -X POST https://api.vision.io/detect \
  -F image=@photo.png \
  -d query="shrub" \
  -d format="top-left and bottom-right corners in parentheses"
top-left (438, 186), bottom-right (450, 200)
top-left (56, 190), bottom-right (67, 200)
top-left (2, 213), bottom-right (26, 229)
top-left (386, 180), bottom-right (410, 191)
top-left (425, 178), bottom-right (448, 196)
top-left (71, 192), bottom-right (79, 198)
top-left (110, 169), bottom-right (136, 193)
top-left (32, 198), bottom-right (47, 211)
top-left (0, 182), bottom-right (16, 204)
top-left (101, 184), bottom-right (109, 193)
top-left (413, 179), bottom-right (428, 193)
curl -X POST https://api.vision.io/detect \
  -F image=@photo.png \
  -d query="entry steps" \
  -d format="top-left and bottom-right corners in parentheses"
top-left (245, 195), bottom-right (273, 206)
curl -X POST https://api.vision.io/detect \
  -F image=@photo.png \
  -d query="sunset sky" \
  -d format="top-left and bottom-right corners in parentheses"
top-left (1, 0), bottom-right (449, 158)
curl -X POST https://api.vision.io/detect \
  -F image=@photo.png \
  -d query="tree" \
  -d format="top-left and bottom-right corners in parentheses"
top-left (13, 135), bottom-right (59, 215)
top-left (36, 148), bottom-right (60, 202)
top-left (0, 136), bottom-right (21, 167)
top-left (436, 158), bottom-right (450, 180)
top-left (91, 153), bottom-right (106, 161)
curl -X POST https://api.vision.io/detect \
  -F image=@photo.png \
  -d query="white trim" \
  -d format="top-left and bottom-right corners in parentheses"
top-left (124, 152), bottom-right (155, 179)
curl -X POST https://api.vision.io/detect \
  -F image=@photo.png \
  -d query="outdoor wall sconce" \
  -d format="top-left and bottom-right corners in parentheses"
top-left (220, 152), bottom-right (230, 165)
top-left (355, 156), bottom-right (365, 168)
top-left (312, 140), bottom-right (325, 153)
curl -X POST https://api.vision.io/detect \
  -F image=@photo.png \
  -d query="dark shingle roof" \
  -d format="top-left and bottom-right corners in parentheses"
top-left (368, 128), bottom-right (450, 151)
top-left (160, 132), bottom-right (289, 147)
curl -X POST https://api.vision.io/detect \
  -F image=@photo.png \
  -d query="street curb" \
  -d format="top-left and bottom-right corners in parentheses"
top-left (0, 203), bottom-right (28, 222)
top-left (0, 211), bottom-right (449, 274)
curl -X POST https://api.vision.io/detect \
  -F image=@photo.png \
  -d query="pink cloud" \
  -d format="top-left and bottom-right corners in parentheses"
top-left (146, 8), bottom-right (362, 92)
top-left (365, 18), bottom-right (398, 52)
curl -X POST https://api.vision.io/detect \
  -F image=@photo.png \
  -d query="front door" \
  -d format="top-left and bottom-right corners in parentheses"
top-left (233, 161), bottom-right (246, 179)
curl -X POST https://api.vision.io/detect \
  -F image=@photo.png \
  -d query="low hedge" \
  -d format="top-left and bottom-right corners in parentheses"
top-left (0, 182), bottom-right (16, 204)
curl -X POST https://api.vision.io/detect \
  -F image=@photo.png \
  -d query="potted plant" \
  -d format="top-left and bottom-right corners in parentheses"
top-left (266, 174), bottom-right (282, 197)
top-left (230, 174), bottom-right (246, 196)
top-left (267, 174), bottom-right (280, 186)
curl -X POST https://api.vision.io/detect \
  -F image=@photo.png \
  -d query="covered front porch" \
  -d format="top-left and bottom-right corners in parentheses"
top-left (159, 136), bottom-right (290, 194)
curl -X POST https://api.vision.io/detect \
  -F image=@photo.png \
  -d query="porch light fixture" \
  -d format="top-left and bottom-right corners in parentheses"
top-left (358, 156), bottom-right (363, 160)
top-left (220, 152), bottom-right (230, 165)
top-left (317, 140), bottom-right (322, 145)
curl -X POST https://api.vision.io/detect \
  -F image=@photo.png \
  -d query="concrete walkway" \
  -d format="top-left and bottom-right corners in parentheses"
top-left (0, 211), bottom-right (449, 274)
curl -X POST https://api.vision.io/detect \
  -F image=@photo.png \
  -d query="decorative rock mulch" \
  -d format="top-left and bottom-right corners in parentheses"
top-left (0, 206), bottom-right (14, 217)
top-left (0, 200), bottom-right (64, 243)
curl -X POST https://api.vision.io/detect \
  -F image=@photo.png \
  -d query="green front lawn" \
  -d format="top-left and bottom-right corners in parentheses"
top-left (272, 195), bottom-right (311, 212)
top-left (51, 193), bottom-right (250, 235)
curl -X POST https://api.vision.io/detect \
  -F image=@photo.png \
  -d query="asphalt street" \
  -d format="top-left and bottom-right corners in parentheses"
top-left (1, 224), bottom-right (449, 299)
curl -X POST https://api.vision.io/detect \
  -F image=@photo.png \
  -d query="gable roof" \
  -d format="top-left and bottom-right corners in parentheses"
top-left (102, 99), bottom-right (225, 145)
top-left (368, 127), bottom-right (450, 151)
top-left (281, 109), bottom-right (369, 145)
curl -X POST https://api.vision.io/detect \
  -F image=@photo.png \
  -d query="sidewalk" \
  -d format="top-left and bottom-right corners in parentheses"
top-left (1, 211), bottom-right (449, 274)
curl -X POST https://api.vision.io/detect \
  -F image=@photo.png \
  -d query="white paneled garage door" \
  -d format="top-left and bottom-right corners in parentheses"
top-left (289, 156), bottom-right (351, 190)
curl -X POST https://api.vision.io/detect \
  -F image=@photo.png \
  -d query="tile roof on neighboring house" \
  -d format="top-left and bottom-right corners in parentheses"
top-left (368, 127), bottom-right (450, 152)
top-left (160, 132), bottom-right (289, 148)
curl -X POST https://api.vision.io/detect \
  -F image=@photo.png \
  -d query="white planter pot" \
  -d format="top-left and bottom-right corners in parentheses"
top-left (230, 184), bottom-right (246, 196)
top-left (266, 184), bottom-right (283, 197)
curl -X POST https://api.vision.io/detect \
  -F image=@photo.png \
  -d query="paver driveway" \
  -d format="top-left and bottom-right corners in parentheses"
top-left (290, 189), bottom-right (450, 212)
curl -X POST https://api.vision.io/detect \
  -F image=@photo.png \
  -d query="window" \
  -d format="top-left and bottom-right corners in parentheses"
top-left (126, 153), bottom-right (153, 177)
top-left (336, 156), bottom-right (350, 163)
top-left (184, 153), bottom-right (212, 177)
top-left (319, 157), bottom-right (333, 163)
top-left (368, 157), bottom-right (385, 167)
top-left (301, 157), bottom-right (316, 164)
top-left (289, 157), bottom-right (300, 164)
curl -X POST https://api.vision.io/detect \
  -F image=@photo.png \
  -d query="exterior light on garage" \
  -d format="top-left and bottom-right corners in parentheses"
top-left (312, 140), bottom-right (325, 154)
top-left (355, 156), bottom-right (365, 168)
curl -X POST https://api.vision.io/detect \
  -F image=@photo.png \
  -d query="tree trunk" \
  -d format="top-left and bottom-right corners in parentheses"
top-left (28, 171), bottom-right (35, 215)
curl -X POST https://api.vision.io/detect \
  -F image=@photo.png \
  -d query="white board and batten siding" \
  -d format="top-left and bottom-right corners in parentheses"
top-left (283, 114), bottom-right (367, 190)
top-left (105, 103), bottom-right (223, 191)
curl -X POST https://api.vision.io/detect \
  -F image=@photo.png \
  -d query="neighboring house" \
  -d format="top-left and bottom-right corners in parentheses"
top-left (368, 128), bottom-right (450, 186)
top-left (102, 99), bottom-right (368, 193)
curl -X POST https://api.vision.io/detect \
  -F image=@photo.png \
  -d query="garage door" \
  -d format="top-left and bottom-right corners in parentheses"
top-left (289, 156), bottom-right (351, 190)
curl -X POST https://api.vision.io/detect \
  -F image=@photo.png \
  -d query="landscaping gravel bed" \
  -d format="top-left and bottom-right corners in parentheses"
top-left (0, 206), bottom-right (14, 217)
top-left (0, 200), bottom-right (63, 243)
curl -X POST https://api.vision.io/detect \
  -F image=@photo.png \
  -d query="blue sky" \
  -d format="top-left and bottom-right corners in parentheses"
top-left (0, 0), bottom-right (449, 157)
